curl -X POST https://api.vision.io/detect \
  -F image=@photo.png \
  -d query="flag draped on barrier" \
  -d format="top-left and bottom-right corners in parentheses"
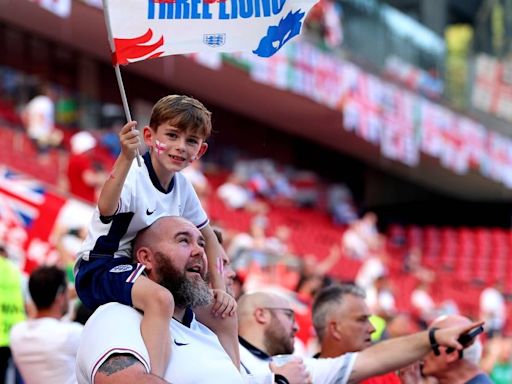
top-left (103, 0), bottom-right (319, 65)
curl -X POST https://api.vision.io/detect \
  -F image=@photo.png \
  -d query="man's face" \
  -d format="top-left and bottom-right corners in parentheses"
top-left (221, 252), bottom-right (236, 296)
top-left (263, 302), bottom-right (298, 356)
top-left (151, 218), bottom-right (211, 308)
top-left (333, 295), bottom-right (375, 352)
top-left (421, 349), bottom-right (451, 377)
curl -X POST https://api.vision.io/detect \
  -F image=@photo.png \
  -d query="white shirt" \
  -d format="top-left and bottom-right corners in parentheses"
top-left (76, 152), bottom-right (208, 267)
top-left (24, 95), bottom-right (54, 140)
top-left (480, 287), bottom-right (506, 328)
top-left (76, 303), bottom-right (244, 384)
top-left (239, 339), bottom-right (357, 384)
top-left (10, 318), bottom-right (83, 384)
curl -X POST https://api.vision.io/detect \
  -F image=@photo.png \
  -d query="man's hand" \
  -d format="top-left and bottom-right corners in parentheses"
top-left (270, 358), bottom-right (312, 384)
top-left (211, 289), bottom-right (236, 317)
top-left (119, 121), bottom-right (140, 161)
top-left (434, 321), bottom-right (484, 351)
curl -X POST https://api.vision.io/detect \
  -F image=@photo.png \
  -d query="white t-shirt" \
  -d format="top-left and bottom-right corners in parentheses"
top-left (239, 341), bottom-right (357, 384)
top-left (24, 95), bottom-right (54, 141)
top-left (76, 303), bottom-right (244, 384)
top-left (480, 287), bottom-right (506, 328)
top-left (76, 152), bottom-right (208, 266)
top-left (10, 318), bottom-right (83, 384)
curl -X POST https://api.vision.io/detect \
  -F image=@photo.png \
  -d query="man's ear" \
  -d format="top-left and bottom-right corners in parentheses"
top-left (194, 142), bottom-right (208, 160)
top-left (329, 320), bottom-right (343, 341)
top-left (143, 126), bottom-right (154, 147)
top-left (135, 247), bottom-right (154, 271)
top-left (254, 308), bottom-right (270, 325)
top-left (443, 347), bottom-right (460, 363)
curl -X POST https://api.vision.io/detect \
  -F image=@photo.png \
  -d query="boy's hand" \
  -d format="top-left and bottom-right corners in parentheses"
top-left (211, 289), bottom-right (236, 318)
top-left (119, 121), bottom-right (140, 161)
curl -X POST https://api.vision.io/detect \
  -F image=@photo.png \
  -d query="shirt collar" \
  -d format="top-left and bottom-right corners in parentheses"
top-left (239, 336), bottom-right (272, 361)
top-left (143, 151), bottom-right (175, 194)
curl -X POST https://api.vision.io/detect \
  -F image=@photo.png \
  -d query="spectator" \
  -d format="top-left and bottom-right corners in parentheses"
top-left (312, 284), bottom-right (401, 383)
top-left (481, 336), bottom-right (512, 384)
top-left (9, 266), bottom-right (83, 384)
top-left (21, 83), bottom-right (62, 158)
top-left (181, 159), bottom-right (211, 210)
top-left (410, 280), bottom-right (437, 329)
top-left (421, 314), bottom-right (492, 383)
top-left (238, 290), bottom-right (481, 384)
top-left (479, 282), bottom-right (506, 338)
top-left (66, 131), bottom-right (108, 203)
top-left (0, 245), bottom-right (26, 384)
top-left (75, 216), bottom-right (242, 383)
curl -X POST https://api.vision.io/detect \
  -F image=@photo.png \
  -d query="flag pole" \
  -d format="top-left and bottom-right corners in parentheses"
top-left (102, 0), bottom-right (141, 167)
top-left (114, 64), bottom-right (142, 167)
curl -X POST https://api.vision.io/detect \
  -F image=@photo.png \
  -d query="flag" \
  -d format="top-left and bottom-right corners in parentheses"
top-left (0, 167), bottom-right (67, 272)
top-left (103, 0), bottom-right (319, 65)
top-left (30, 0), bottom-right (72, 18)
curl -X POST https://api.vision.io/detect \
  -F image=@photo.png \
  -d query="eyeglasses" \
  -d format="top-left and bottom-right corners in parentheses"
top-left (262, 307), bottom-right (295, 322)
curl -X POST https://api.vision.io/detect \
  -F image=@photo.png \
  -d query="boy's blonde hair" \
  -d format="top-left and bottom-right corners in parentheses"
top-left (149, 95), bottom-right (212, 139)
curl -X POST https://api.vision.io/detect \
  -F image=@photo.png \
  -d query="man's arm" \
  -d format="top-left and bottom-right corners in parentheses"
top-left (348, 321), bottom-right (483, 383)
top-left (95, 354), bottom-right (169, 384)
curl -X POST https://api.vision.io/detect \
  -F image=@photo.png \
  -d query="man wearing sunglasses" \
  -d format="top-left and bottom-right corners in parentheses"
top-left (238, 291), bottom-right (483, 384)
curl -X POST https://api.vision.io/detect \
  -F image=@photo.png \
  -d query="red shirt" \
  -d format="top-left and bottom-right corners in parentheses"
top-left (361, 372), bottom-right (401, 384)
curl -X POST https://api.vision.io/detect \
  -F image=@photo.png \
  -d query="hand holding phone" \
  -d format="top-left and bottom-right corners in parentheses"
top-left (445, 325), bottom-right (484, 354)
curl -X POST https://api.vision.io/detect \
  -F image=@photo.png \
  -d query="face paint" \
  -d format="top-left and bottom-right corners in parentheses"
top-left (154, 139), bottom-right (167, 155)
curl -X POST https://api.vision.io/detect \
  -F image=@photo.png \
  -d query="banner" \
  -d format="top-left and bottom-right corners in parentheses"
top-left (0, 167), bottom-right (93, 273)
top-left (30, 0), bottom-right (72, 18)
top-left (103, 0), bottom-right (319, 65)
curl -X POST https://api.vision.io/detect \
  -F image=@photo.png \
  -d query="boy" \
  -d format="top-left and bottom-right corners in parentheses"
top-left (75, 95), bottom-right (236, 377)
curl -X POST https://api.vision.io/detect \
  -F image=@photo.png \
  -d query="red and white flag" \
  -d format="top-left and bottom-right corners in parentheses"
top-left (103, 0), bottom-right (319, 65)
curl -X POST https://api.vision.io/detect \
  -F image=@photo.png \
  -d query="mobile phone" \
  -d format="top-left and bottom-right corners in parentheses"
top-left (445, 325), bottom-right (484, 354)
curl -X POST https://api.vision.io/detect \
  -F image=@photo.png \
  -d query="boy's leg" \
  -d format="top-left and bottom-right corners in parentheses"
top-left (132, 276), bottom-right (174, 378)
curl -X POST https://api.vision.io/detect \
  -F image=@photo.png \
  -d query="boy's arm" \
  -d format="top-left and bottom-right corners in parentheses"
top-left (97, 121), bottom-right (139, 217)
top-left (200, 224), bottom-right (226, 291)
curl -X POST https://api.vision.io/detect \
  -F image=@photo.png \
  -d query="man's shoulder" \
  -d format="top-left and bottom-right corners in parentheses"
top-left (466, 372), bottom-right (493, 384)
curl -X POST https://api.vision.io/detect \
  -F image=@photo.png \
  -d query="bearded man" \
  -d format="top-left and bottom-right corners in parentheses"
top-left (75, 216), bottom-right (243, 384)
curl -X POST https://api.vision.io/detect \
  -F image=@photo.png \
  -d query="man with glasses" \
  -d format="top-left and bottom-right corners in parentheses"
top-left (9, 265), bottom-right (83, 384)
top-left (238, 291), bottom-right (483, 384)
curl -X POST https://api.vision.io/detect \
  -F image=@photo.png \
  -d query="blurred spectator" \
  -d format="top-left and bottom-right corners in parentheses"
top-left (355, 252), bottom-right (388, 292)
top-left (20, 83), bottom-right (63, 158)
top-left (421, 315), bottom-right (491, 383)
top-left (410, 280), bottom-right (437, 329)
top-left (66, 131), bottom-right (108, 203)
top-left (479, 282), bottom-right (506, 338)
top-left (366, 275), bottom-right (396, 320)
top-left (0, 245), bottom-right (26, 384)
top-left (217, 174), bottom-right (266, 212)
top-left (342, 219), bottom-right (370, 260)
top-left (291, 170), bottom-right (320, 208)
top-left (181, 159), bottom-right (211, 210)
top-left (9, 266), bottom-right (83, 384)
top-left (327, 183), bottom-right (358, 225)
top-left (481, 336), bottom-right (512, 384)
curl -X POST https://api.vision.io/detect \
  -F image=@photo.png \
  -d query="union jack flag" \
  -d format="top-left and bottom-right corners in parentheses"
top-left (0, 167), bottom-right (67, 272)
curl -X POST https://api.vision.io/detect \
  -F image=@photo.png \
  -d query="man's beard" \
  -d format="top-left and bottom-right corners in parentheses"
top-left (264, 314), bottom-right (295, 356)
top-left (153, 251), bottom-right (212, 308)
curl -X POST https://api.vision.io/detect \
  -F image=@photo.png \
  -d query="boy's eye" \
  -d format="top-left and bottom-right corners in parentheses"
top-left (166, 132), bottom-right (178, 139)
top-left (187, 138), bottom-right (199, 145)
top-left (179, 237), bottom-right (189, 244)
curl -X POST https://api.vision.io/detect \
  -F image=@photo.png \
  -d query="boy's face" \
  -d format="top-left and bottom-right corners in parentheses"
top-left (144, 122), bottom-right (208, 173)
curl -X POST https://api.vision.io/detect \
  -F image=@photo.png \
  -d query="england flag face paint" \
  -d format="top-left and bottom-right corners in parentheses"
top-left (155, 139), bottom-right (167, 155)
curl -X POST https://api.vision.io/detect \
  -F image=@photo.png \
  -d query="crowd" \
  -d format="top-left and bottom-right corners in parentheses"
top-left (0, 92), bottom-right (511, 384)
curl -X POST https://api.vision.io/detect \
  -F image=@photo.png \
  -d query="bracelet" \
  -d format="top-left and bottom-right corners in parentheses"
top-left (274, 374), bottom-right (290, 384)
top-left (429, 327), bottom-right (441, 356)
